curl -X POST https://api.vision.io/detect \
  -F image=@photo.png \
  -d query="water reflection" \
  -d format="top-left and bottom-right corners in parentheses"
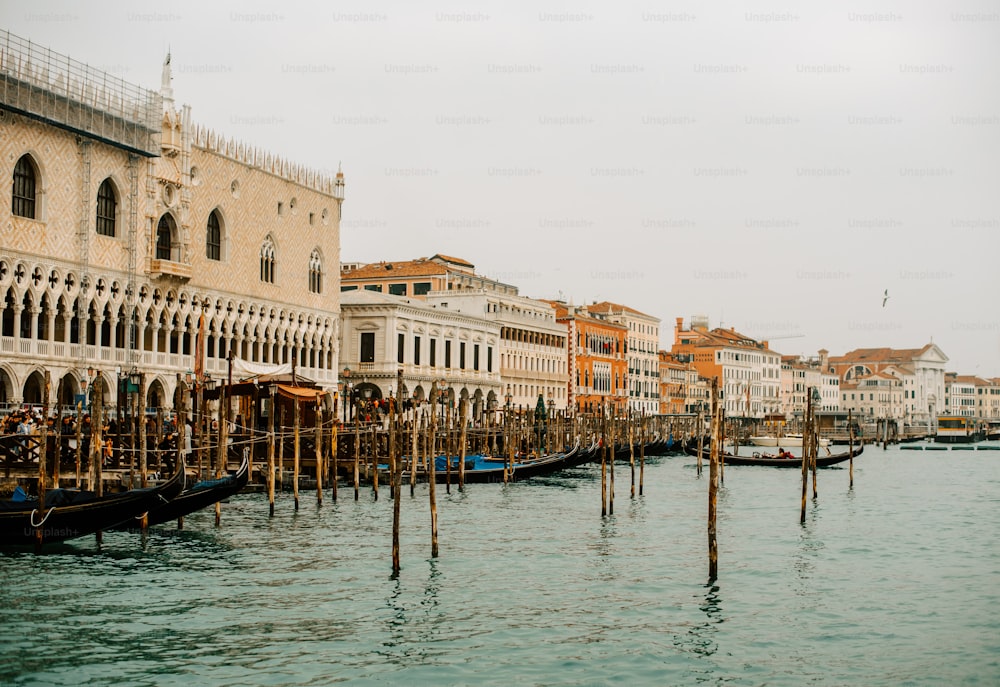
top-left (675, 583), bottom-right (724, 658)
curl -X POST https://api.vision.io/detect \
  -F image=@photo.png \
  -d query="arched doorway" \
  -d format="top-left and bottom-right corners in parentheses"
top-left (146, 378), bottom-right (166, 412)
top-left (22, 370), bottom-right (46, 405)
top-left (56, 373), bottom-right (78, 408)
top-left (0, 368), bottom-right (13, 406)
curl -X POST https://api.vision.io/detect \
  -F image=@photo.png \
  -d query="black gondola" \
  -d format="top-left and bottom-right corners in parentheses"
top-left (0, 462), bottom-right (186, 547)
top-left (119, 456), bottom-right (250, 529)
top-left (407, 441), bottom-right (593, 484)
top-left (684, 444), bottom-right (864, 467)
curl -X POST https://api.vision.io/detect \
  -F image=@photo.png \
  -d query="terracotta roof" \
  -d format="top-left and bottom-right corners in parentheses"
top-left (829, 345), bottom-right (935, 365)
top-left (341, 259), bottom-right (447, 280)
top-left (679, 326), bottom-right (778, 353)
top-left (952, 375), bottom-right (984, 385)
top-left (586, 301), bottom-right (656, 319)
top-left (431, 253), bottom-right (474, 268)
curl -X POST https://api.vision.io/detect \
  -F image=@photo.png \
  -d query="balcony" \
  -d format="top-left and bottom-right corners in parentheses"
top-left (149, 259), bottom-right (193, 281)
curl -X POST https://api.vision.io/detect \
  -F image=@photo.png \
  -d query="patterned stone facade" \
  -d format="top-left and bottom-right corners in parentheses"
top-left (0, 47), bottom-right (343, 412)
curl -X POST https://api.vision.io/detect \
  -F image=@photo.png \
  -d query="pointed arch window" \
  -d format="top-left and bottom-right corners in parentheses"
top-left (260, 237), bottom-right (276, 283)
top-left (308, 249), bottom-right (322, 294)
top-left (12, 155), bottom-right (37, 219)
top-left (96, 178), bottom-right (117, 236)
top-left (156, 214), bottom-right (175, 260)
top-left (206, 210), bottom-right (222, 260)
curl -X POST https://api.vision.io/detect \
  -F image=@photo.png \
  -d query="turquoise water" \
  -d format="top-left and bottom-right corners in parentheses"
top-left (2, 446), bottom-right (998, 686)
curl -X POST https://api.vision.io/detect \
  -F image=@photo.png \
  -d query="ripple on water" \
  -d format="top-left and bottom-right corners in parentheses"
top-left (1, 450), bottom-right (998, 686)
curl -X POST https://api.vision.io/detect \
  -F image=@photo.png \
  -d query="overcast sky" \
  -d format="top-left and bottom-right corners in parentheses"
top-left (7, 1), bottom-right (999, 374)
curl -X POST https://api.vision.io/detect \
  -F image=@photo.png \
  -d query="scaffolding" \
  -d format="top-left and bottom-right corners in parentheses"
top-left (0, 30), bottom-right (161, 157)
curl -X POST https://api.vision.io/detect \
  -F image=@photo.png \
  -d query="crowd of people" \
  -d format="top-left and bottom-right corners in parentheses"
top-left (0, 406), bottom-right (190, 470)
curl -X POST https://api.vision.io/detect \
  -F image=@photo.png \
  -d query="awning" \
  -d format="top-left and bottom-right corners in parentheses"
top-left (277, 384), bottom-right (325, 401)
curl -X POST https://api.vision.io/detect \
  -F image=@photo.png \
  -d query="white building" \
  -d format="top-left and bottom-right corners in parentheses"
top-left (829, 344), bottom-right (948, 429)
top-left (780, 351), bottom-right (841, 418)
top-left (945, 374), bottom-right (977, 418)
top-left (338, 290), bottom-right (501, 419)
top-left (840, 372), bottom-right (905, 421)
top-left (587, 302), bottom-right (661, 415)
top-left (423, 290), bottom-right (569, 410)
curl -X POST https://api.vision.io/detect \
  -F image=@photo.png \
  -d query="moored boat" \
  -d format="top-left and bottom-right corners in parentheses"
top-left (685, 444), bottom-right (862, 467)
top-left (404, 441), bottom-right (590, 484)
top-left (119, 456), bottom-right (250, 529)
top-left (0, 463), bottom-right (186, 547)
top-left (749, 433), bottom-right (830, 449)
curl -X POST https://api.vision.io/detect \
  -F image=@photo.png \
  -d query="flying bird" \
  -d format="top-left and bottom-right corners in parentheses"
top-left (882, 289), bottom-right (889, 308)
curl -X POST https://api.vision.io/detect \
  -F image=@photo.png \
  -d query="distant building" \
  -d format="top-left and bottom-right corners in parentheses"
top-left (340, 254), bottom-right (517, 297)
top-left (840, 371), bottom-right (905, 422)
top-left (658, 351), bottom-right (688, 415)
top-left (974, 377), bottom-right (1000, 420)
top-left (779, 350), bottom-right (840, 418)
top-left (549, 302), bottom-right (628, 414)
top-left (424, 290), bottom-right (569, 410)
top-left (586, 302), bottom-right (661, 415)
top-left (670, 317), bottom-right (781, 419)
top-left (338, 290), bottom-right (500, 418)
top-left (944, 373), bottom-right (978, 418)
top-left (828, 344), bottom-right (948, 427)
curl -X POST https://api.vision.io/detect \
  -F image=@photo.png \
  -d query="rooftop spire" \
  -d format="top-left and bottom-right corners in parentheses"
top-left (161, 50), bottom-right (174, 109)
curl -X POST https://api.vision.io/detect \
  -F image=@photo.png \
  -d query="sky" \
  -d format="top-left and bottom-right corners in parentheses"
top-left (6, 1), bottom-right (999, 375)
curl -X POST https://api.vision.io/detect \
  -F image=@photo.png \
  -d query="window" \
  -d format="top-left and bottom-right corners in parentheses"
top-left (309, 249), bottom-right (323, 294)
top-left (414, 336), bottom-right (421, 365)
top-left (156, 214), bottom-right (175, 260)
top-left (340, 285), bottom-right (358, 291)
top-left (413, 282), bottom-right (432, 295)
top-left (96, 179), bottom-right (116, 236)
top-left (473, 344), bottom-right (480, 371)
top-left (360, 332), bottom-right (375, 363)
top-left (364, 284), bottom-right (382, 292)
top-left (445, 341), bottom-right (452, 368)
top-left (12, 155), bottom-right (37, 219)
top-left (397, 333), bottom-right (405, 364)
top-left (430, 339), bottom-right (437, 367)
top-left (460, 342), bottom-right (466, 369)
top-left (260, 237), bottom-right (276, 283)
top-left (389, 283), bottom-right (407, 296)
top-left (487, 346), bottom-right (493, 372)
top-left (207, 210), bottom-right (222, 260)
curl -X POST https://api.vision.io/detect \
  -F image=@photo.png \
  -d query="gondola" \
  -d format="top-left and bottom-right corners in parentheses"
top-left (684, 444), bottom-right (863, 467)
top-left (119, 456), bottom-right (250, 528)
top-left (406, 441), bottom-right (592, 484)
top-left (0, 462), bottom-right (186, 547)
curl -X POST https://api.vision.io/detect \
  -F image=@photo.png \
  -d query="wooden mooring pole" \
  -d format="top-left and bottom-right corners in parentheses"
top-left (267, 385), bottom-right (276, 517)
top-left (848, 409), bottom-right (854, 488)
top-left (293, 398), bottom-right (301, 511)
top-left (391, 398), bottom-right (402, 574)
top-left (429, 383), bottom-right (440, 558)
top-left (315, 395), bottom-right (324, 507)
top-left (800, 388), bottom-right (812, 524)
top-left (708, 377), bottom-right (720, 581)
top-left (34, 372), bottom-right (51, 550)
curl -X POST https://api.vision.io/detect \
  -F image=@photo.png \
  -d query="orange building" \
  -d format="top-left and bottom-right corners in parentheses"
top-left (658, 351), bottom-right (688, 415)
top-left (340, 253), bottom-right (517, 298)
top-left (548, 302), bottom-right (627, 414)
top-left (670, 317), bottom-right (782, 418)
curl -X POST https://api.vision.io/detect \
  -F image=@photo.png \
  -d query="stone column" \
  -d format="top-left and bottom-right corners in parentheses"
top-left (12, 304), bottom-right (23, 340)
top-left (28, 306), bottom-right (40, 340)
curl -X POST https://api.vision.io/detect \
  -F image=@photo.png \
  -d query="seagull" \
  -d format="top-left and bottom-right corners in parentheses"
top-left (882, 289), bottom-right (889, 308)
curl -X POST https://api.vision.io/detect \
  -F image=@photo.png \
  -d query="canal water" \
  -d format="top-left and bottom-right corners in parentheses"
top-left (2, 445), bottom-right (998, 686)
